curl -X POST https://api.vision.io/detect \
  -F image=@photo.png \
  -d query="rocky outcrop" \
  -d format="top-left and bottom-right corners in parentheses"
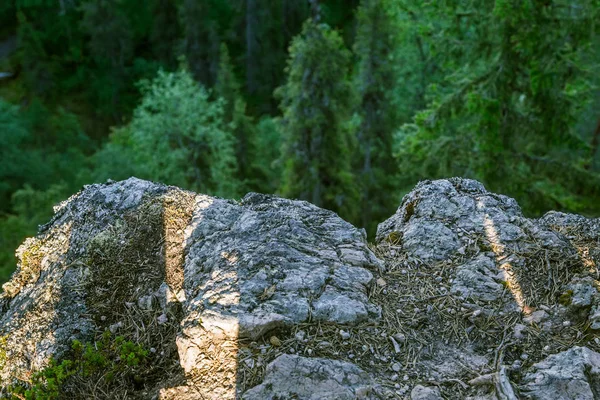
top-left (1, 177), bottom-right (600, 399)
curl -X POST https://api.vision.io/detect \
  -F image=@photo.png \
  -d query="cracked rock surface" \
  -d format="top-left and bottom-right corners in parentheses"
top-left (2, 177), bottom-right (600, 399)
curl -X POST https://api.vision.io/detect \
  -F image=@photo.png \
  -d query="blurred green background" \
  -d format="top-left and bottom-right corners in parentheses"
top-left (1, 0), bottom-right (599, 282)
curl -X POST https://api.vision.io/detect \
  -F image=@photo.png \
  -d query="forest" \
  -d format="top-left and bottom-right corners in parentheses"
top-left (0, 0), bottom-right (599, 282)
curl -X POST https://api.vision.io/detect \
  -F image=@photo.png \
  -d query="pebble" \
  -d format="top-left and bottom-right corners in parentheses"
top-left (270, 336), bottom-right (282, 347)
top-left (392, 362), bottom-right (402, 372)
top-left (157, 313), bottom-right (168, 324)
top-left (512, 360), bottom-right (522, 370)
top-left (295, 330), bottom-right (306, 342)
top-left (109, 321), bottom-right (123, 333)
top-left (393, 333), bottom-right (406, 343)
top-left (523, 310), bottom-right (548, 324)
top-left (521, 353), bottom-right (529, 360)
top-left (390, 336), bottom-right (402, 353)
top-left (403, 375), bottom-right (409, 381)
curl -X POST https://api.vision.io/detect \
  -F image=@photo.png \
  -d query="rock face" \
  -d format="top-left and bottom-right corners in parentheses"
top-left (521, 346), bottom-right (600, 400)
top-left (242, 354), bottom-right (374, 400)
top-left (1, 177), bottom-right (600, 399)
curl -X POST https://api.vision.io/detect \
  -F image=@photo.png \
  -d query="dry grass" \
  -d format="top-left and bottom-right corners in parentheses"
top-left (64, 189), bottom-right (197, 399)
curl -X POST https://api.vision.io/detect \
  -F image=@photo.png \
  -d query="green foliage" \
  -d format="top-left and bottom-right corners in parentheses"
top-left (94, 66), bottom-right (240, 198)
top-left (353, 0), bottom-right (403, 235)
top-left (0, 98), bottom-right (90, 282)
top-left (394, 0), bottom-right (600, 215)
top-left (277, 20), bottom-right (360, 222)
top-left (1, 0), bottom-right (600, 284)
top-left (8, 331), bottom-right (149, 399)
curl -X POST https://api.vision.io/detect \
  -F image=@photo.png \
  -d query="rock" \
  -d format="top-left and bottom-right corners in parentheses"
top-left (567, 277), bottom-right (598, 308)
top-left (2, 177), bottom-right (600, 399)
top-left (377, 178), bottom-right (583, 317)
top-left (521, 346), bottom-right (600, 400)
top-left (242, 354), bottom-right (375, 400)
top-left (0, 178), bottom-right (382, 397)
top-left (411, 384), bottom-right (443, 400)
top-left (523, 310), bottom-right (549, 325)
top-left (451, 254), bottom-right (504, 302)
top-left (589, 305), bottom-right (600, 330)
top-left (0, 178), bottom-right (171, 384)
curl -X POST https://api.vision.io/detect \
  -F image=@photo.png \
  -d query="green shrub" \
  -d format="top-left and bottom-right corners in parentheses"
top-left (8, 331), bottom-right (149, 399)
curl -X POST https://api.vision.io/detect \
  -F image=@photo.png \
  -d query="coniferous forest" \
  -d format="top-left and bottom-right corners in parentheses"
top-left (1, 0), bottom-right (599, 282)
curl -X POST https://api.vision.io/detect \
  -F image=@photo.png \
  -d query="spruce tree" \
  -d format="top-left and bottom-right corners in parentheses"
top-left (215, 43), bottom-right (254, 189)
top-left (395, 0), bottom-right (600, 215)
top-left (276, 19), bottom-right (359, 222)
top-left (353, 0), bottom-right (401, 236)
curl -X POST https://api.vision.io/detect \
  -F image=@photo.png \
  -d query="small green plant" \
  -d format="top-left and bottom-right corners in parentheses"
top-left (8, 331), bottom-right (149, 399)
top-left (558, 290), bottom-right (574, 306)
top-left (0, 335), bottom-right (8, 380)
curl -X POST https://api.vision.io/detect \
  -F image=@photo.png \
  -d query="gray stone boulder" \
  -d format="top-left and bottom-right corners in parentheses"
top-left (242, 354), bottom-right (374, 400)
top-left (0, 178), bottom-right (382, 399)
top-left (520, 346), bottom-right (600, 400)
top-left (377, 178), bottom-right (584, 313)
top-left (176, 191), bottom-right (382, 395)
top-left (3, 177), bottom-right (600, 400)
top-left (0, 178), bottom-right (175, 385)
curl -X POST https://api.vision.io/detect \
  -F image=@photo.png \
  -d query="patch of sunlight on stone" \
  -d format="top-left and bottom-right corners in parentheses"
top-left (480, 206), bottom-right (530, 314)
top-left (171, 195), bottom-right (240, 399)
top-left (163, 191), bottom-right (200, 302)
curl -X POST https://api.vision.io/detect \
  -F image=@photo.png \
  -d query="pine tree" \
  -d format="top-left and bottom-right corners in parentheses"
top-left (179, 0), bottom-right (231, 87)
top-left (276, 19), bottom-right (359, 222)
top-left (215, 43), bottom-right (254, 188)
top-left (395, 0), bottom-right (600, 214)
top-left (353, 0), bottom-right (401, 235)
top-left (99, 66), bottom-right (240, 198)
top-left (150, 0), bottom-right (181, 68)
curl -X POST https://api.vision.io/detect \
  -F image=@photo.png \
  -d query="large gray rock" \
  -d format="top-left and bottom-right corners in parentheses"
top-left (2, 176), bottom-right (600, 400)
top-left (377, 178), bottom-right (582, 312)
top-left (521, 347), bottom-right (600, 400)
top-left (0, 178), bottom-right (382, 398)
top-left (0, 178), bottom-right (173, 385)
top-left (176, 192), bottom-right (382, 396)
top-left (242, 354), bottom-right (374, 400)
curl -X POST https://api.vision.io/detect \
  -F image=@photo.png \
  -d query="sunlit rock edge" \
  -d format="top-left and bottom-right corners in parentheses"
top-left (0, 177), bottom-right (599, 400)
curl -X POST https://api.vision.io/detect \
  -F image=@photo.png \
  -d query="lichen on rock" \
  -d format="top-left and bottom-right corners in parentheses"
top-left (1, 177), bottom-right (600, 399)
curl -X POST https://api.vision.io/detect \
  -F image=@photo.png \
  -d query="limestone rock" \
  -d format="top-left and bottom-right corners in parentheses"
top-left (451, 254), bottom-right (504, 302)
top-left (410, 385), bottom-right (443, 400)
top-left (0, 178), bottom-right (382, 398)
top-left (2, 177), bottom-right (600, 399)
top-left (520, 346), bottom-right (600, 400)
top-left (242, 354), bottom-right (375, 400)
